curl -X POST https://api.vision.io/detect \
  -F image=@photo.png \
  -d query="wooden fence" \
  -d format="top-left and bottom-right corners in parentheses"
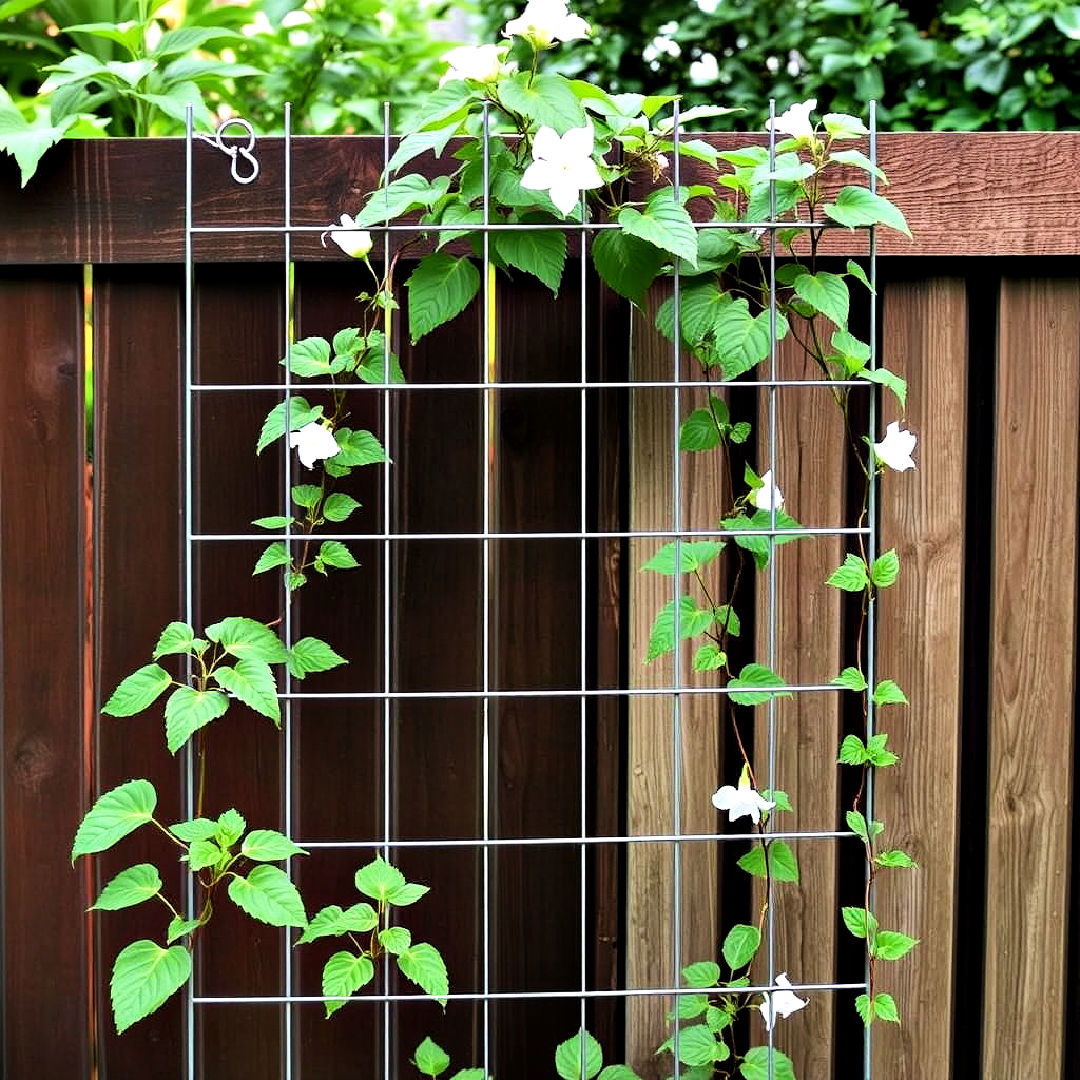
top-left (1, 134), bottom-right (1079, 1080)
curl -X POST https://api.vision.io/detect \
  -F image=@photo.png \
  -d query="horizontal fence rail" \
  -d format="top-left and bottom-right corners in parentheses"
top-left (1, 137), bottom-right (1079, 1080)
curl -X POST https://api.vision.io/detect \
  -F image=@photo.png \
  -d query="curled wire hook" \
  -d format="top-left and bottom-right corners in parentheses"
top-left (193, 117), bottom-right (259, 185)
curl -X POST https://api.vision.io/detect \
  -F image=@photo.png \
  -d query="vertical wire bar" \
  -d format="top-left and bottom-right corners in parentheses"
top-left (183, 103), bottom-right (197, 1080)
top-left (480, 100), bottom-right (493, 1080)
top-left (669, 99), bottom-right (683, 1079)
top-left (281, 101), bottom-right (296, 1080)
top-left (381, 99), bottom-right (393, 1080)
top-left (765, 100), bottom-right (779, 1080)
top-left (863, 100), bottom-right (879, 1080)
top-left (578, 187), bottom-right (588, 1065)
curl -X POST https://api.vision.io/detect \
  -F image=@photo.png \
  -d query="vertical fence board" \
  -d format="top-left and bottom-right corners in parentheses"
top-left (94, 266), bottom-right (186, 1077)
top-left (982, 277), bottom-right (1080, 1080)
top-left (874, 278), bottom-right (967, 1079)
top-left (753, 333), bottom-right (844, 1076)
top-left (626, 291), bottom-right (721, 1074)
top-left (0, 268), bottom-right (90, 1079)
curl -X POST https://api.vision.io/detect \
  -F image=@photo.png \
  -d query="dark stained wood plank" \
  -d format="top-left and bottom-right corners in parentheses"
top-left (873, 278), bottom-right (967, 1079)
top-left (93, 265), bottom-right (186, 1077)
top-left (0, 268), bottom-right (91, 1079)
top-left (982, 277), bottom-right (1080, 1080)
top-left (5, 135), bottom-right (1080, 263)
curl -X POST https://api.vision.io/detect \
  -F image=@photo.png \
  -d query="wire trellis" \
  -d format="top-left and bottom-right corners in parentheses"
top-left (182, 99), bottom-right (879, 1080)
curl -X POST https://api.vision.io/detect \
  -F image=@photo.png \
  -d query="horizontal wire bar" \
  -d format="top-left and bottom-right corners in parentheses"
top-left (190, 220), bottom-right (835, 235)
top-left (192, 526), bottom-right (870, 541)
top-left (192, 981), bottom-right (866, 1006)
top-left (297, 829), bottom-right (855, 849)
top-left (278, 683), bottom-right (848, 701)
top-left (192, 378), bottom-right (871, 392)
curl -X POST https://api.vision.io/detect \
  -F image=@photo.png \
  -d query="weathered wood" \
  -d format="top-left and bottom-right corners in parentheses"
top-left (751, 327), bottom-right (844, 1077)
top-left (0, 268), bottom-right (91, 1079)
top-left (4, 135), bottom-right (1080, 263)
top-left (981, 277), bottom-right (1080, 1080)
top-left (625, 286), bottom-right (722, 1074)
top-left (873, 278), bottom-right (967, 1079)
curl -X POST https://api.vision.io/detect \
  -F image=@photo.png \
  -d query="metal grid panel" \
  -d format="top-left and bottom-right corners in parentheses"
top-left (182, 101), bottom-right (879, 1080)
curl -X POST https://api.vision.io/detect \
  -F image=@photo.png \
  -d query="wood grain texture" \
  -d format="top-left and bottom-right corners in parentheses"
top-left (0, 269), bottom-right (91, 1079)
top-left (873, 279), bottom-right (967, 1080)
top-left (625, 286), bottom-right (721, 1074)
top-left (981, 278), bottom-right (1080, 1080)
top-left (751, 328), bottom-right (844, 1077)
top-left (4, 134), bottom-right (1080, 263)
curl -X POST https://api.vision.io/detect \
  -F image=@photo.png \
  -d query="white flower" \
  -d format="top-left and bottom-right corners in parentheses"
top-left (758, 973), bottom-right (809, 1030)
top-left (504, 0), bottom-right (590, 49)
top-left (521, 124), bottom-right (603, 216)
top-left (326, 214), bottom-right (372, 259)
top-left (766, 98), bottom-right (817, 142)
top-left (711, 768), bottom-right (775, 825)
top-left (750, 469), bottom-right (784, 512)
top-left (689, 52), bottom-right (719, 84)
top-left (440, 43), bottom-right (514, 86)
top-left (873, 421), bottom-right (917, 472)
top-left (289, 421), bottom-right (340, 469)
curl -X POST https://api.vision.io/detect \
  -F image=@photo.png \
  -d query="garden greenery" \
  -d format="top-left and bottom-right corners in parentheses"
top-left (73, 1), bottom-right (919, 1073)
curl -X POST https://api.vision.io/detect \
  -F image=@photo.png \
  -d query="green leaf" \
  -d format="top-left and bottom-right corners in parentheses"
top-left (252, 516), bottom-right (292, 530)
top-left (645, 596), bottom-right (714, 661)
top-left (830, 150), bottom-right (888, 183)
top-left (494, 228), bottom-right (567, 294)
top-left (870, 548), bottom-right (901, 588)
top-left (322, 494), bottom-right (361, 523)
top-left (693, 643), bottom-right (727, 672)
top-left (827, 553), bottom-right (869, 592)
top-left (712, 298), bottom-right (778, 378)
top-left (739, 1046), bottom-right (796, 1080)
top-left (254, 542), bottom-right (292, 575)
top-left (386, 121), bottom-right (460, 174)
top-left (102, 663), bottom-right (173, 717)
top-left (227, 865), bottom-right (307, 928)
top-left (256, 396), bottom-right (323, 454)
top-left (216, 808), bottom-right (246, 847)
top-left (846, 810), bottom-right (883, 843)
top-left (838, 735), bottom-right (869, 765)
top-left (640, 540), bottom-right (723, 575)
top-left (682, 960), bottom-right (721, 988)
top-left (867, 735), bottom-right (900, 769)
top-left (721, 924), bottom-right (761, 970)
top-left (845, 258), bottom-right (876, 292)
top-left (166, 917), bottom-right (201, 944)
top-left (414, 1037), bottom-right (452, 1077)
top-left (91, 864), bottom-right (162, 911)
top-left (354, 857), bottom-right (407, 902)
top-left (205, 617), bottom-right (288, 664)
top-left (386, 882), bottom-right (430, 907)
top-left (591, 230), bottom-right (665, 304)
top-left (169, 818), bottom-right (217, 843)
top-left (672, 1024), bottom-right (723, 1066)
top-left (407, 253), bottom-right (480, 343)
top-left (762, 788), bottom-right (792, 812)
top-left (322, 950), bottom-right (375, 1017)
top-left (856, 991), bottom-right (901, 1026)
top-left (499, 72), bottom-right (585, 131)
top-left (110, 940), bottom-right (192, 1034)
top-left (736, 840), bottom-right (799, 883)
top-left (727, 663), bottom-right (791, 706)
top-left (449, 1071), bottom-right (487, 1080)
top-left (72, 779), bottom-right (157, 861)
top-left (332, 427), bottom-right (388, 467)
top-left (212, 660), bottom-right (280, 725)
top-left (823, 187), bottom-right (911, 238)
top-left (832, 667), bottom-right (868, 692)
top-left (656, 281), bottom-right (730, 345)
top-left (287, 637), bottom-right (348, 680)
top-left (671, 993), bottom-right (710, 1019)
top-left (720, 509), bottom-right (805, 569)
top-left (379, 926), bottom-right (412, 954)
top-left (241, 829), bottom-right (307, 862)
top-left (842, 905), bottom-right (878, 940)
top-left (353, 173), bottom-right (451, 228)
top-left (793, 270), bottom-right (849, 328)
top-left (187, 838), bottom-right (224, 872)
top-left (714, 604), bottom-right (740, 637)
top-left (618, 200), bottom-right (697, 267)
top-left (153, 24), bottom-right (241, 58)
top-left (876, 849), bottom-right (918, 869)
top-left (555, 1029), bottom-right (603, 1080)
top-left (873, 929), bottom-right (919, 961)
top-left (679, 408), bottom-right (721, 452)
top-left (291, 484), bottom-right (322, 509)
top-left (281, 337), bottom-right (339, 379)
top-left (597, 1067), bottom-right (642, 1080)
top-left (297, 902), bottom-right (380, 944)
top-left (858, 367), bottom-right (908, 408)
top-left (397, 942), bottom-right (449, 1005)
top-left (873, 679), bottom-right (908, 707)
top-left (152, 622), bottom-right (198, 660)
top-left (1054, 7), bottom-right (1080, 38)
top-left (0, 85), bottom-right (81, 187)
top-left (317, 540), bottom-right (359, 570)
